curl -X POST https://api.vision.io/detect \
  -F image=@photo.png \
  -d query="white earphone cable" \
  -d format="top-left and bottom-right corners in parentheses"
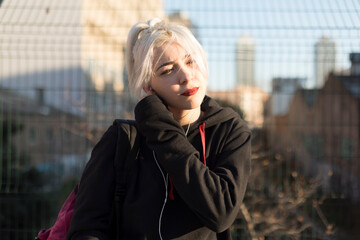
top-left (153, 151), bottom-right (167, 240)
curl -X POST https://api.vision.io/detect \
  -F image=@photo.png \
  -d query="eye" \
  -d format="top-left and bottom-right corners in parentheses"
top-left (186, 58), bottom-right (195, 65)
top-left (160, 67), bottom-right (174, 75)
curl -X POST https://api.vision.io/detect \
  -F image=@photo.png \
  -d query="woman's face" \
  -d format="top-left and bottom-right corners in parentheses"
top-left (150, 42), bottom-right (207, 115)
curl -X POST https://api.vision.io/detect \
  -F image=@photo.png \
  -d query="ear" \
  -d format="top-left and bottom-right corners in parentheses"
top-left (143, 85), bottom-right (152, 94)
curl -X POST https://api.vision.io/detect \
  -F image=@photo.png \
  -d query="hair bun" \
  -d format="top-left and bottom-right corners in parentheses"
top-left (147, 18), bottom-right (163, 28)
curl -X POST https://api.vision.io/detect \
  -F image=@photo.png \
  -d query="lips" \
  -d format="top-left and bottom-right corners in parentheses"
top-left (181, 87), bottom-right (199, 96)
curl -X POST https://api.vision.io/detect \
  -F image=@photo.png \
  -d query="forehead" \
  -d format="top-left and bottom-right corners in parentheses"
top-left (153, 42), bottom-right (189, 63)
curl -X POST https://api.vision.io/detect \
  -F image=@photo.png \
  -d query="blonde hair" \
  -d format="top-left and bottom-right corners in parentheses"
top-left (125, 18), bottom-right (208, 99)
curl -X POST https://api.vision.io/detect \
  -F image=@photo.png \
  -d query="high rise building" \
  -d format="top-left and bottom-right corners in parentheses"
top-left (314, 36), bottom-right (336, 88)
top-left (81, 0), bottom-right (165, 128)
top-left (236, 35), bottom-right (255, 87)
top-left (0, 0), bottom-right (165, 128)
top-left (81, 0), bottom-right (165, 93)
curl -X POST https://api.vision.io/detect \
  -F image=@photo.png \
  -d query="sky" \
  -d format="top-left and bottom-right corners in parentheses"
top-left (0, 0), bottom-right (359, 94)
top-left (164, 0), bottom-right (360, 92)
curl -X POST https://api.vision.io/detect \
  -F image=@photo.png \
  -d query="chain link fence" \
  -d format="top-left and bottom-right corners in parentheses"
top-left (0, 0), bottom-right (359, 239)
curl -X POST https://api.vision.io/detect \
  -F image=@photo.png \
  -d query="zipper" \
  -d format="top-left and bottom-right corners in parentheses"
top-left (153, 151), bottom-right (167, 240)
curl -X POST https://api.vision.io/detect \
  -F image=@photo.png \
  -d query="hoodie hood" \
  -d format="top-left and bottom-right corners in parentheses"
top-left (201, 96), bottom-right (241, 127)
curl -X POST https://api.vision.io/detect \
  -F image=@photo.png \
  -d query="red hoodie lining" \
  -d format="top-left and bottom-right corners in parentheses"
top-left (199, 122), bottom-right (207, 166)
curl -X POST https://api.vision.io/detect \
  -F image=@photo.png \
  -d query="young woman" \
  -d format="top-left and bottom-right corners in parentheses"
top-left (67, 18), bottom-right (251, 240)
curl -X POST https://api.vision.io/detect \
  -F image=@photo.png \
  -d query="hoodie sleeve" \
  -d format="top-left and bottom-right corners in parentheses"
top-left (135, 95), bottom-right (251, 233)
top-left (67, 123), bottom-right (127, 240)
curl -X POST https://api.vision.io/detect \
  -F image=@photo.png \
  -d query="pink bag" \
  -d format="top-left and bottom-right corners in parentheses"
top-left (36, 119), bottom-right (141, 240)
top-left (36, 185), bottom-right (78, 240)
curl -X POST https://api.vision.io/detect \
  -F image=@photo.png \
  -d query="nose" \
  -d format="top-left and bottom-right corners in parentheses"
top-left (179, 65), bottom-right (193, 84)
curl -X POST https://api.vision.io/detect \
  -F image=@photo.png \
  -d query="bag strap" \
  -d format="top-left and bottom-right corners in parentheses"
top-left (112, 119), bottom-right (141, 240)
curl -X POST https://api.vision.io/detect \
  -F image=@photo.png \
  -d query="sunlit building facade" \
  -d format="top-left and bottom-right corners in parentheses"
top-left (314, 36), bottom-right (336, 88)
top-left (236, 35), bottom-right (255, 87)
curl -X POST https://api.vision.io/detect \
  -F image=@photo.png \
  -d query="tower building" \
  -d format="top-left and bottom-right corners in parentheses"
top-left (236, 36), bottom-right (255, 87)
top-left (314, 36), bottom-right (336, 88)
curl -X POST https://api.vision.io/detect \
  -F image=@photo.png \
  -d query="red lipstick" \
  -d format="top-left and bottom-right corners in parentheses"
top-left (181, 87), bottom-right (199, 96)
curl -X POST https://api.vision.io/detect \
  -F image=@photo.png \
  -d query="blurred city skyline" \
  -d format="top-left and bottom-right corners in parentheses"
top-left (165, 0), bottom-right (360, 91)
top-left (1, 0), bottom-right (359, 93)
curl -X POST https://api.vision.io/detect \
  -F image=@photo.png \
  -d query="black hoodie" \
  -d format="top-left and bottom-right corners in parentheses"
top-left (67, 95), bottom-right (251, 240)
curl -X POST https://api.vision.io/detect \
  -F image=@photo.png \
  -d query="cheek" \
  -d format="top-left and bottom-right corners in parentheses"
top-left (197, 74), bottom-right (208, 89)
top-left (150, 76), bottom-right (161, 92)
top-left (151, 79), bottom-right (173, 96)
top-left (153, 76), bottom-right (176, 89)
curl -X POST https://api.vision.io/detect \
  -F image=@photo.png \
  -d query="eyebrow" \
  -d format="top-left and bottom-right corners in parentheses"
top-left (155, 54), bottom-right (192, 72)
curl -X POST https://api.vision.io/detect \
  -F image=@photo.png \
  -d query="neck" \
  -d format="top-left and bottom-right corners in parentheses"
top-left (169, 107), bottom-right (201, 126)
